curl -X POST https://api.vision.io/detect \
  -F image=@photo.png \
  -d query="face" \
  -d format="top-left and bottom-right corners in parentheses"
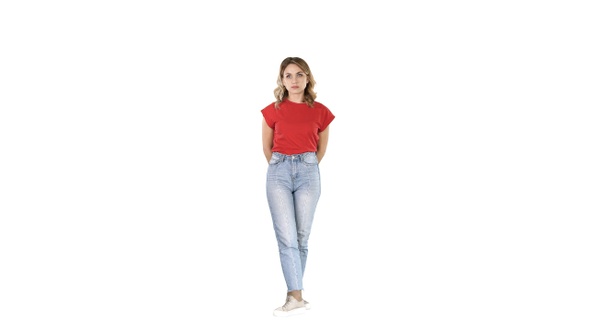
top-left (282, 63), bottom-right (308, 96)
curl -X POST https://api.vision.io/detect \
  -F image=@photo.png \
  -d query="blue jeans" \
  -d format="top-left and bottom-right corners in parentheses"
top-left (266, 152), bottom-right (321, 292)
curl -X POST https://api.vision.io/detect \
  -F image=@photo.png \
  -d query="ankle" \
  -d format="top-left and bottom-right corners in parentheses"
top-left (287, 291), bottom-right (303, 301)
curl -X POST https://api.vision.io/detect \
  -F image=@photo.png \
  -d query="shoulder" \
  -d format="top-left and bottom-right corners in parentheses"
top-left (262, 102), bottom-right (283, 121)
top-left (312, 101), bottom-right (332, 113)
top-left (312, 101), bottom-right (329, 109)
top-left (262, 101), bottom-right (279, 112)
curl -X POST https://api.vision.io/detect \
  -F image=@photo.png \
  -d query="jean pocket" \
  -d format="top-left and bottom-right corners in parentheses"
top-left (269, 153), bottom-right (281, 165)
top-left (302, 153), bottom-right (318, 165)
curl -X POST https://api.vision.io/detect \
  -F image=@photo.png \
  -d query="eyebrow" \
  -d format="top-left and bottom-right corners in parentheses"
top-left (284, 71), bottom-right (305, 75)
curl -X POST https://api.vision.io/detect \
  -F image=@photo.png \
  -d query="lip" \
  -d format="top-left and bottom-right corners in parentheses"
top-left (291, 85), bottom-right (299, 89)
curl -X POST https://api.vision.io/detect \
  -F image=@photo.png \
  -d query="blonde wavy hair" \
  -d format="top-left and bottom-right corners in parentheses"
top-left (274, 57), bottom-right (317, 108)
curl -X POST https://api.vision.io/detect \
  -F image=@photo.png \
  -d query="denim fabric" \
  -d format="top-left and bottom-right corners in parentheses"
top-left (266, 152), bottom-right (321, 291)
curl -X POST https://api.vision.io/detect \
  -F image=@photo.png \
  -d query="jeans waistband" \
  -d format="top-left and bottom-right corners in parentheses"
top-left (272, 151), bottom-right (316, 162)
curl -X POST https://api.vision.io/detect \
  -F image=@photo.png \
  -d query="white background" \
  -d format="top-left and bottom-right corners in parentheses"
top-left (1, 1), bottom-right (589, 331)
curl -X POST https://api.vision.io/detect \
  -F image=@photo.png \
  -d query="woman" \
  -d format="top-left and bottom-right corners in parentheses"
top-left (261, 57), bottom-right (335, 317)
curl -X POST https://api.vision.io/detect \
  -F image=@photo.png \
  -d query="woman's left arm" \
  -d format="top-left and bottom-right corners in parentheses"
top-left (316, 125), bottom-right (330, 163)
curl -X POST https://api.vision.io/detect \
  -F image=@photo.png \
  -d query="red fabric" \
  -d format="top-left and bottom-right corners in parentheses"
top-left (261, 99), bottom-right (335, 155)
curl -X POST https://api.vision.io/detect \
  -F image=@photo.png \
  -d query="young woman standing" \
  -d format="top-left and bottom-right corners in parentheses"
top-left (261, 57), bottom-right (335, 317)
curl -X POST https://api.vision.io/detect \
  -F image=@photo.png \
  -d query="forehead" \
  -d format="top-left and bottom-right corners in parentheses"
top-left (283, 63), bottom-right (304, 74)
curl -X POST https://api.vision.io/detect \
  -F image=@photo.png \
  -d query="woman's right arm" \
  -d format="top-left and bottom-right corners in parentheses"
top-left (262, 119), bottom-right (274, 163)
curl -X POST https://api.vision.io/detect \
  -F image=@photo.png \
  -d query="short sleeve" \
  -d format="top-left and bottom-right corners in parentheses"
top-left (261, 104), bottom-right (276, 129)
top-left (319, 106), bottom-right (335, 132)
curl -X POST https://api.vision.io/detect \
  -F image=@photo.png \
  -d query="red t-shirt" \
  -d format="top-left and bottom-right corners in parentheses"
top-left (261, 99), bottom-right (335, 155)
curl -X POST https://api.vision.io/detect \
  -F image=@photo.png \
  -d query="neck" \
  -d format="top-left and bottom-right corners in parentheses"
top-left (288, 94), bottom-right (304, 103)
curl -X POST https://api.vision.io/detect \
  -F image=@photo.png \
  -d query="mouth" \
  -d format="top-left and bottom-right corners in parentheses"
top-left (291, 86), bottom-right (299, 89)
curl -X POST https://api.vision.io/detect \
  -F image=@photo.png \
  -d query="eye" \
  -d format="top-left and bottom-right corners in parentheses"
top-left (297, 73), bottom-right (303, 77)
